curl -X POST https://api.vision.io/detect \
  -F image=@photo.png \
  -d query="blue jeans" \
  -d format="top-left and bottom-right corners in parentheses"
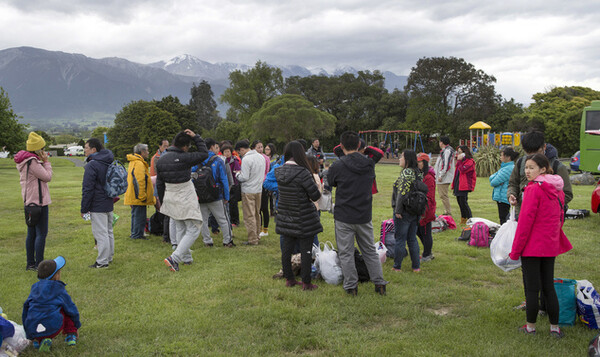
top-left (26, 205), bottom-right (48, 267)
top-left (393, 214), bottom-right (420, 270)
top-left (130, 205), bottom-right (147, 239)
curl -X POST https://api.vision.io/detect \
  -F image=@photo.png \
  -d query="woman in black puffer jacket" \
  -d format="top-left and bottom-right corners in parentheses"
top-left (275, 141), bottom-right (322, 291)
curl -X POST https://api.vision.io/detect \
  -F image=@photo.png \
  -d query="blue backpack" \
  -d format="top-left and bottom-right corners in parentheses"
top-left (263, 157), bottom-right (283, 192)
top-left (104, 160), bottom-right (128, 198)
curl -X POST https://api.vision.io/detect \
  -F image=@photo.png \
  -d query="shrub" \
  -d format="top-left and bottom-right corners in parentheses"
top-left (474, 145), bottom-right (500, 177)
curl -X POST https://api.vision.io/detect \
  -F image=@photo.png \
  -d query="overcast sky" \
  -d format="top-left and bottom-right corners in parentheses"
top-left (1, 0), bottom-right (599, 105)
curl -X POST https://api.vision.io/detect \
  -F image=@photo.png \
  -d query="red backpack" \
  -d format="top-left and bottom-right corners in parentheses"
top-left (468, 222), bottom-right (490, 247)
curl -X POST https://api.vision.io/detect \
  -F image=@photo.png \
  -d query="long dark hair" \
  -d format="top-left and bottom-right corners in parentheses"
top-left (265, 143), bottom-right (276, 159)
top-left (402, 149), bottom-right (418, 170)
top-left (420, 159), bottom-right (430, 174)
top-left (458, 145), bottom-right (473, 159)
top-left (283, 141), bottom-right (311, 172)
top-left (306, 156), bottom-right (320, 174)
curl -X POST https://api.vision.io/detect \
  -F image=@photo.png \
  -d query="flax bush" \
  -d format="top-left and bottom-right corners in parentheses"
top-left (474, 145), bottom-right (501, 177)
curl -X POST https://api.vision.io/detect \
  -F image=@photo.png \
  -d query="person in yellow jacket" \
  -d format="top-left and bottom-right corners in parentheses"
top-left (124, 144), bottom-right (156, 239)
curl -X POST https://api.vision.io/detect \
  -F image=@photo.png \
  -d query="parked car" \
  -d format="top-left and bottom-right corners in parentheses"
top-left (65, 146), bottom-right (84, 156)
top-left (592, 178), bottom-right (600, 214)
top-left (570, 151), bottom-right (580, 172)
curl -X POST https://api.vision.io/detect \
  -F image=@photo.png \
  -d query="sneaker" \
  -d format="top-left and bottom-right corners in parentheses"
top-left (25, 265), bottom-right (37, 271)
top-left (32, 340), bottom-right (40, 349)
top-left (204, 243), bottom-right (214, 247)
top-left (513, 301), bottom-right (527, 310)
top-left (518, 325), bottom-right (536, 335)
top-left (550, 328), bottom-right (564, 338)
top-left (164, 256), bottom-right (179, 272)
top-left (302, 282), bottom-right (318, 291)
top-left (223, 241), bottom-right (236, 248)
top-left (345, 287), bottom-right (358, 296)
top-left (413, 268), bottom-right (421, 273)
top-left (420, 255), bottom-right (435, 262)
top-left (65, 334), bottom-right (77, 346)
top-left (38, 338), bottom-right (52, 352)
top-left (286, 279), bottom-right (301, 287)
top-left (259, 231), bottom-right (269, 237)
top-left (392, 268), bottom-right (402, 272)
top-left (89, 262), bottom-right (109, 268)
top-left (375, 284), bottom-right (387, 296)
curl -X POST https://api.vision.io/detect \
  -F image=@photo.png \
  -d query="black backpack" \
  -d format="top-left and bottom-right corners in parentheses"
top-left (403, 175), bottom-right (429, 216)
top-left (193, 156), bottom-right (220, 203)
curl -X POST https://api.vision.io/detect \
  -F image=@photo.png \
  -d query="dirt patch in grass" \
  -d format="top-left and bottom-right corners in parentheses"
top-left (428, 307), bottom-right (452, 316)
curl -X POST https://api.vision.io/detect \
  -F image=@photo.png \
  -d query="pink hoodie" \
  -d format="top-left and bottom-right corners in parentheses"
top-left (14, 151), bottom-right (53, 206)
top-left (509, 174), bottom-right (572, 259)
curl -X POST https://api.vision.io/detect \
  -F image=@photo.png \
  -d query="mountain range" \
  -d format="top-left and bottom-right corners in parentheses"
top-left (0, 47), bottom-right (407, 128)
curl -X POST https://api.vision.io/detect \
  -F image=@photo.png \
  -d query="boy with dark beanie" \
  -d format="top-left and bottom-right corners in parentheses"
top-left (22, 256), bottom-right (81, 352)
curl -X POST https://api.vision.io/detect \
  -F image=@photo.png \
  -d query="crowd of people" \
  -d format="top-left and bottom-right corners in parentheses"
top-left (11, 128), bottom-right (576, 350)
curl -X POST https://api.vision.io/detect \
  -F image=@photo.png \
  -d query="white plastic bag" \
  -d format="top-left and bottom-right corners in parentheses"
top-left (490, 207), bottom-right (521, 272)
top-left (576, 280), bottom-right (600, 329)
top-left (467, 217), bottom-right (501, 231)
top-left (318, 190), bottom-right (333, 212)
top-left (375, 241), bottom-right (387, 264)
top-left (0, 320), bottom-right (30, 356)
top-left (317, 241), bottom-right (343, 285)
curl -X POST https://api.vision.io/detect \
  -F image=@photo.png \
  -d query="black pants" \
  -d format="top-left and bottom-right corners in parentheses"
top-left (260, 188), bottom-right (270, 229)
top-left (456, 195), bottom-right (472, 219)
top-left (281, 235), bottom-right (313, 284)
top-left (497, 202), bottom-right (510, 225)
top-left (162, 215), bottom-right (170, 243)
top-left (229, 185), bottom-right (240, 225)
top-left (416, 222), bottom-right (433, 257)
top-left (521, 256), bottom-right (559, 325)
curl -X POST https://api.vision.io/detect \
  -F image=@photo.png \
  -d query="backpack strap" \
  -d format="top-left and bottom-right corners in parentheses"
top-left (25, 160), bottom-right (43, 205)
top-left (552, 158), bottom-right (560, 175)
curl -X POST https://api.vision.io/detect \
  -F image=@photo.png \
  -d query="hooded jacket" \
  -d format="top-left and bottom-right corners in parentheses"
top-left (274, 162), bottom-right (322, 238)
top-left (81, 149), bottom-right (114, 213)
top-left (489, 161), bottom-right (514, 204)
top-left (327, 152), bottom-right (375, 224)
top-left (509, 174), bottom-right (572, 260)
top-left (506, 145), bottom-right (573, 213)
top-left (22, 279), bottom-right (81, 339)
top-left (420, 167), bottom-right (437, 226)
top-left (434, 145), bottom-right (456, 184)
top-left (14, 151), bottom-right (52, 206)
top-left (452, 157), bottom-right (476, 192)
top-left (124, 153), bottom-right (155, 206)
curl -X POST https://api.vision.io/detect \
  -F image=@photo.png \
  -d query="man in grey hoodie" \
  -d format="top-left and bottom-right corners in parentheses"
top-left (234, 140), bottom-right (266, 245)
top-left (433, 136), bottom-right (456, 216)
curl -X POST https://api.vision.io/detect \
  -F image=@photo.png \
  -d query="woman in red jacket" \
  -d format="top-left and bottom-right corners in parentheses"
top-left (416, 153), bottom-right (436, 262)
top-left (451, 145), bottom-right (476, 225)
top-left (509, 153), bottom-right (572, 338)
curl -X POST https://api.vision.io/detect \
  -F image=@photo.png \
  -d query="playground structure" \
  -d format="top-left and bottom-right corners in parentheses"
top-left (458, 121), bottom-right (522, 151)
top-left (358, 130), bottom-right (425, 155)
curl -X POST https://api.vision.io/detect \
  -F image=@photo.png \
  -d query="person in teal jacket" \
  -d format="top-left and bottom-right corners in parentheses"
top-left (489, 147), bottom-right (518, 224)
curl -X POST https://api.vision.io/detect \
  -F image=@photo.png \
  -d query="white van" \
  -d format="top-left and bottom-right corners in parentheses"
top-left (65, 146), bottom-right (84, 156)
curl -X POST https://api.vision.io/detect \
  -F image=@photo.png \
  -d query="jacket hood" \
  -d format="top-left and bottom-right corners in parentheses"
top-left (127, 153), bottom-right (146, 163)
top-left (87, 149), bottom-right (114, 164)
top-left (545, 143), bottom-right (558, 160)
top-left (30, 279), bottom-right (67, 303)
top-left (427, 167), bottom-right (436, 177)
top-left (531, 174), bottom-right (564, 198)
top-left (339, 152), bottom-right (374, 175)
top-left (275, 162), bottom-right (306, 184)
top-left (14, 150), bottom-right (38, 168)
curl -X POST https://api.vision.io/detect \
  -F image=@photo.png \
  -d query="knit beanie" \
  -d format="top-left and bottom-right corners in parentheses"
top-left (26, 132), bottom-right (46, 152)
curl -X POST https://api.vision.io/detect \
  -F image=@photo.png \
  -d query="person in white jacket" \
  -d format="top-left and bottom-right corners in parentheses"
top-left (433, 136), bottom-right (456, 216)
top-left (234, 140), bottom-right (266, 245)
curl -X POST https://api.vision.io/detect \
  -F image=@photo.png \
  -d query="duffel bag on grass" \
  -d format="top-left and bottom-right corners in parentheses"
top-left (555, 278), bottom-right (577, 326)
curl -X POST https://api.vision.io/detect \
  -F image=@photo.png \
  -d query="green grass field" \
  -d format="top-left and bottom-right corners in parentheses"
top-left (1, 157), bottom-right (599, 356)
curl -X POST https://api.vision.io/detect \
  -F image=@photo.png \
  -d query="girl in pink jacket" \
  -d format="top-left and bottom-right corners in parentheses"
top-left (509, 153), bottom-right (572, 338)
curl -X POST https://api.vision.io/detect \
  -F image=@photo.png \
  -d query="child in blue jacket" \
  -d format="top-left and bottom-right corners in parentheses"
top-left (22, 256), bottom-right (81, 352)
top-left (489, 147), bottom-right (518, 224)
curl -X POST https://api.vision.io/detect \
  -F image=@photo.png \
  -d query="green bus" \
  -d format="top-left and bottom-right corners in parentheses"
top-left (580, 100), bottom-right (600, 172)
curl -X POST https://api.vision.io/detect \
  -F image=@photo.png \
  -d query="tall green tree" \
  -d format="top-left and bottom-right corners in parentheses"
top-left (154, 96), bottom-right (197, 133)
top-left (220, 60), bottom-right (284, 124)
top-left (90, 126), bottom-right (110, 142)
top-left (107, 100), bottom-right (157, 159)
top-left (140, 108), bottom-right (180, 154)
top-left (404, 57), bottom-right (498, 138)
top-left (249, 94), bottom-right (336, 143)
top-left (189, 81), bottom-right (221, 131)
top-left (508, 86), bottom-right (600, 155)
top-left (0, 87), bottom-right (27, 154)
